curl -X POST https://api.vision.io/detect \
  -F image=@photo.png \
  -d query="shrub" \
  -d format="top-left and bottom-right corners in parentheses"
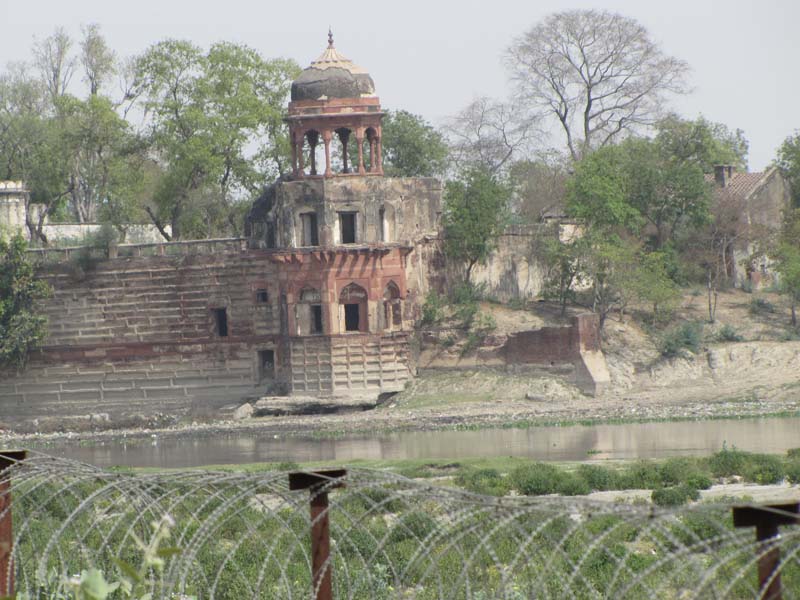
top-left (510, 463), bottom-right (563, 496)
top-left (778, 329), bottom-right (800, 341)
top-left (388, 511), bottom-right (438, 544)
top-left (749, 297), bottom-right (776, 315)
top-left (0, 234), bottom-right (52, 368)
top-left (651, 485), bottom-right (700, 507)
top-left (577, 464), bottom-right (619, 491)
top-left (451, 281), bottom-right (486, 305)
top-left (684, 474), bottom-right (713, 490)
top-left (786, 460), bottom-right (800, 484)
top-left (420, 291), bottom-right (445, 326)
top-left (556, 474), bottom-right (591, 496)
top-left (741, 454), bottom-right (784, 485)
top-left (787, 448), bottom-right (800, 460)
top-left (708, 444), bottom-right (749, 478)
top-left (618, 461), bottom-right (662, 490)
top-left (716, 324), bottom-right (744, 342)
top-left (658, 457), bottom-right (711, 487)
top-left (454, 468), bottom-right (511, 497)
top-left (659, 321), bottom-right (703, 358)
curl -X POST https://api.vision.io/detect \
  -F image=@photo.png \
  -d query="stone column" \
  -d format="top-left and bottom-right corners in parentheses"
top-left (323, 130), bottom-right (333, 178)
top-left (368, 138), bottom-right (376, 173)
top-left (375, 137), bottom-right (383, 175)
top-left (355, 129), bottom-right (366, 175)
top-left (296, 135), bottom-right (305, 178)
top-left (290, 134), bottom-right (298, 177)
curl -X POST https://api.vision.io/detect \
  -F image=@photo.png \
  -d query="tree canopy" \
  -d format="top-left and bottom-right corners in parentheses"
top-left (567, 137), bottom-right (711, 248)
top-left (777, 131), bottom-right (800, 207)
top-left (380, 110), bottom-right (449, 178)
top-left (443, 168), bottom-right (511, 283)
top-left (506, 9), bottom-right (689, 161)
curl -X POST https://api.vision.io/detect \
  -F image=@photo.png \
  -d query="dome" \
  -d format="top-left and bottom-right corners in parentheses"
top-left (290, 33), bottom-right (376, 102)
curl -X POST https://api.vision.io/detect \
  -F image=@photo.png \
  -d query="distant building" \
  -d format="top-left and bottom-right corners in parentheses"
top-left (0, 180), bottom-right (167, 244)
top-left (706, 165), bottom-right (792, 288)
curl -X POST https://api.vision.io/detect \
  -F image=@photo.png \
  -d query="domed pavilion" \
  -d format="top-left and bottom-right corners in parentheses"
top-left (287, 31), bottom-right (384, 178)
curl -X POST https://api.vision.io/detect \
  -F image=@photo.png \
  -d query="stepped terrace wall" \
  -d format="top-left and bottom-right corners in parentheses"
top-left (0, 239), bottom-right (415, 430)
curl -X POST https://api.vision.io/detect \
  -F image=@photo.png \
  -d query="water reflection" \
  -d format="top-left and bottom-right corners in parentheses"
top-left (42, 417), bottom-right (800, 469)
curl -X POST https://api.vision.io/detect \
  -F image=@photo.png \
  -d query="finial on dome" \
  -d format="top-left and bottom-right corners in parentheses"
top-left (327, 27), bottom-right (334, 48)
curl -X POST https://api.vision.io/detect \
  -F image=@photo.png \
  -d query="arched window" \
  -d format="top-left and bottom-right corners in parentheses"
top-left (382, 281), bottom-right (402, 331)
top-left (339, 282), bottom-right (368, 333)
top-left (297, 287), bottom-right (323, 335)
top-left (303, 129), bottom-right (324, 177)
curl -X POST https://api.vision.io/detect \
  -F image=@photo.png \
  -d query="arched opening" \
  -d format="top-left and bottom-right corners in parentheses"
top-left (302, 129), bottom-right (324, 177)
top-left (297, 287), bottom-right (323, 335)
top-left (339, 282), bottom-right (368, 333)
top-left (382, 281), bottom-right (402, 331)
top-left (334, 127), bottom-right (353, 174)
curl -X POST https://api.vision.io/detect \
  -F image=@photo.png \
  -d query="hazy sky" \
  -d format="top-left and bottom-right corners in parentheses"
top-left (1, 0), bottom-right (798, 170)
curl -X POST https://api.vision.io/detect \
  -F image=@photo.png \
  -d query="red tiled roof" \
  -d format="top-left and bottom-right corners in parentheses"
top-left (704, 171), bottom-right (767, 200)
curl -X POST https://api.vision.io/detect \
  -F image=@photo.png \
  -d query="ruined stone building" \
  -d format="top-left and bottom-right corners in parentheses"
top-left (705, 165), bottom-right (792, 287)
top-left (0, 35), bottom-right (441, 428)
top-left (0, 35), bottom-right (608, 430)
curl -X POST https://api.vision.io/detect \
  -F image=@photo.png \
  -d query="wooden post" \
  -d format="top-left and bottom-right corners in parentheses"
top-left (732, 502), bottom-right (799, 600)
top-left (288, 469), bottom-right (347, 600)
top-left (0, 450), bottom-right (26, 598)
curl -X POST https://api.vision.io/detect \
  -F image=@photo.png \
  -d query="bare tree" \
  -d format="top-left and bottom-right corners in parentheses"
top-left (445, 96), bottom-right (535, 174)
top-left (506, 10), bottom-right (689, 161)
top-left (32, 28), bottom-right (76, 104)
top-left (80, 24), bottom-right (116, 96)
top-left (508, 151), bottom-right (570, 222)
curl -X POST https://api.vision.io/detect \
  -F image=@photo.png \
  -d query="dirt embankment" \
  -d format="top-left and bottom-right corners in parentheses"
top-left (2, 290), bottom-right (798, 446)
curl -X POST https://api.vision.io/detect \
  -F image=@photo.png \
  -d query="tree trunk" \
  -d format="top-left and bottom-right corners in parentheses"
top-left (145, 206), bottom-right (172, 242)
top-left (465, 259), bottom-right (477, 286)
top-left (792, 299), bottom-right (797, 327)
top-left (707, 270), bottom-right (718, 323)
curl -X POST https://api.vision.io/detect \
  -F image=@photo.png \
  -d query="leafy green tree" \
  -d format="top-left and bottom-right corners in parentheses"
top-left (656, 115), bottom-right (749, 173)
top-left (381, 110), bottom-right (449, 177)
top-left (443, 168), bottom-right (511, 283)
top-left (567, 138), bottom-right (710, 249)
top-left (0, 234), bottom-right (51, 368)
top-left (541, 229), bottom-right (589, 317)
top-left (60, 94), bottom-right (144, 224)
top-left (135, 40), bottom-right (299, 240)
top-left (776, 131), bottom-right (800, 207)
top-left (626, 251), bottom-right (681, 325)
top-left (774, 209), bottom-right (800, 326)
top-left (567, 145), bottom-right (642, 232)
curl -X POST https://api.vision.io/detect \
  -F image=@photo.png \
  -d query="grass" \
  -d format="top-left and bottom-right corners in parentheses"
top-left (139, 446), bottom-right (800, 507)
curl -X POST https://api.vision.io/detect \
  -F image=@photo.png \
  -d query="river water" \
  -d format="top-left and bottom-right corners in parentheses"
top-left (37, 416), bottom-right (800, 469)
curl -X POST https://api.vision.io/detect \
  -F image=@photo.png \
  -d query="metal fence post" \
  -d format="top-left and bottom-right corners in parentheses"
top-left (288, 469), bottom-right (347, 600)
top-left (732, 502), bottom-right (800, 600)
top-left (0, 450), bottom-right (27, 598)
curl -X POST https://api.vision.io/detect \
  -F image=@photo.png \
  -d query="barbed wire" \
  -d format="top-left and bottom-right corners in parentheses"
top-left (0, 451), bottom-right (797, 598)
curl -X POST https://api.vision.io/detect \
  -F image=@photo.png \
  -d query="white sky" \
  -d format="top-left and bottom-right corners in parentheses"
top-left (1, 0), bottom-right (798, 170)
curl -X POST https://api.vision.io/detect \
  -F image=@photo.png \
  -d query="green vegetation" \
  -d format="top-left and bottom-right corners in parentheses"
top-left (777, 130), bottom-right (800, 207)
top-left (443, 168), bottom-right (511, 284)
top-left (658, 321), bottom-right (703, 358)
top-left (0, 234), bottom-right (51, 368)
top-left (380, 110), bottom-right (449, 178)
top-left (716, 324), bottom-right (743, 342)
